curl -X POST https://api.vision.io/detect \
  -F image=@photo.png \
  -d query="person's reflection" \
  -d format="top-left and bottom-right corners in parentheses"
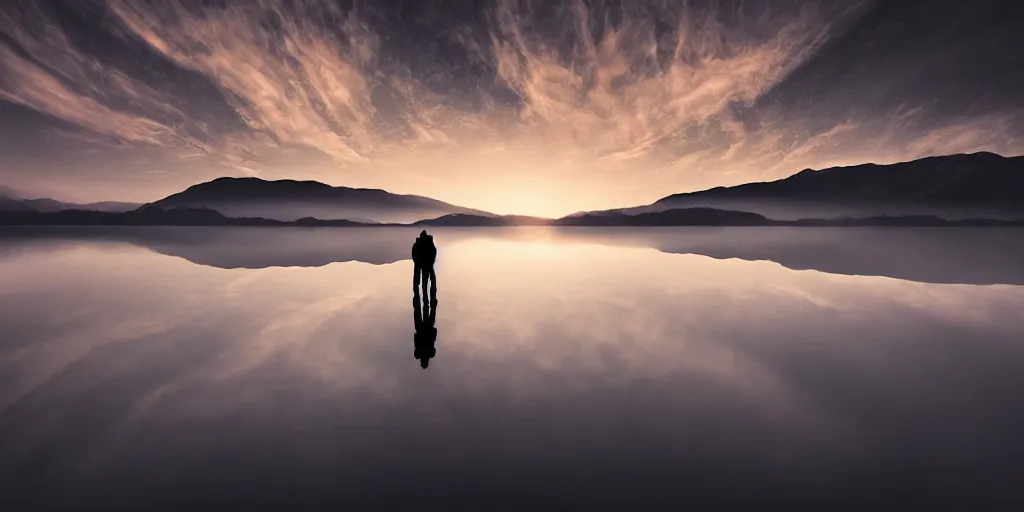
top-left (413, 286), bottom-right (438, 369)
top-left (412, 231), bottom-right (438, 369)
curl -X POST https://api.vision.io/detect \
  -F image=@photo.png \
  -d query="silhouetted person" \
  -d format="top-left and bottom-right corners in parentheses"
top-left (412, 231), bottom-right (438, 369)
top-left (411, 230), bottom-right (437, 299)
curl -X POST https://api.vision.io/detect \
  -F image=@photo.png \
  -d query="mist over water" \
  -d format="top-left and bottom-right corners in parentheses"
top-left (2, 227), bottom-right (1023, 508)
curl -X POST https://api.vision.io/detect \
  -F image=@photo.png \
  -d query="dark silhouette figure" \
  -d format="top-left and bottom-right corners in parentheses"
top-left (411, 230), bottom-right (437, 297)
top-left (412, 231), bottom-right (438, 369)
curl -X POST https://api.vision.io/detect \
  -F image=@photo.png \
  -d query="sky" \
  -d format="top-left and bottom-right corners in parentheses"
top-left (1, 0), bottom-right (1023, 217)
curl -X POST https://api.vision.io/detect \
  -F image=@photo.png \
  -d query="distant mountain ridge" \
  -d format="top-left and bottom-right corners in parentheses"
top-left (661, 152), bottom-right (1024, 204)
top-left (556, 208), bottom-right (771, 226)
top-left (2, 204), bottom-right (1022, 228)
top-left (147, 177), bottom-right (494, 224)
top-left (413, 209), bottom-right (1023, 227)
top-left (586, 152), bottom-right (1024, 220)
top-left (3, 152), bottom-right (1023, 224)
top-left (414, 213), bottom-right (551, 226)
top-left (0, 206), bottom-right (371, 227)
top-left (0, 186), bottom-right (138, 213)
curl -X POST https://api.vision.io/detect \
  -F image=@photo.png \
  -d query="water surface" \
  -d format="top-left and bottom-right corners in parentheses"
top-left (2, 227), bottom-right (1023, 509)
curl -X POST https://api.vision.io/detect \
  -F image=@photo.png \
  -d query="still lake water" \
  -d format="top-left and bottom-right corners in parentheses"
top-left (2, 226), bottom-right (1024, 509)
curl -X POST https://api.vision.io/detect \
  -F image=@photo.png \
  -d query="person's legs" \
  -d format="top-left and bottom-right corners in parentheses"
top-left (428, 266), bottom-right (437, 303)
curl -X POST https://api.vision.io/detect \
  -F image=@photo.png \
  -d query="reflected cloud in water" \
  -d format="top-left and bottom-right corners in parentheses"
top-left (0, 229), bottom-right (1023, 508)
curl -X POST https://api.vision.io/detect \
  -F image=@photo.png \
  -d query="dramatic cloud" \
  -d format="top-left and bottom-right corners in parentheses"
top-left (0, 8), bottom-right (187, 147)
top-left (484, 0), bottom-right (839, 162)
top-left (1, 0), bottom-right (1022, 215)
top-left (108, 0), bottom-right (380, 163)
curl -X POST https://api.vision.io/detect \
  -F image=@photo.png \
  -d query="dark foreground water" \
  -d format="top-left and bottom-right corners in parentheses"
top-left (2, 227), bottom-right (1024, 510)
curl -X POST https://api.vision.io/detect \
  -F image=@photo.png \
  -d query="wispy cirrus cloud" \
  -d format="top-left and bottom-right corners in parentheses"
top-left (108, 0), bottom-right (380, 164)
top-left (0, 16), bottom-right (184, 147)
top-left (484, 0), bottom-right (846, 165)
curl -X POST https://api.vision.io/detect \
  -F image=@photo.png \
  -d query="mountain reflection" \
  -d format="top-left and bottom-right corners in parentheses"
top-left (1, 226), bottom-right (1024, 284)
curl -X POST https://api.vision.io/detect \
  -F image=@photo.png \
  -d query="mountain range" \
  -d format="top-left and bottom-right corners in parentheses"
top-left (1, 152), bottom-right (1022, 226)
top-left (0, 185), bottom-right (138, 213)
top-left (148, 177), bottom-right (491, 223)
top-left (4, 204), bottom-right (1020, 229)
top-left (581, 151), bottom-right (1024, 220)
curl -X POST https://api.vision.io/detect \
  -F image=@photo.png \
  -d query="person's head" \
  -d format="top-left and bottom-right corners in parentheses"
top-left (419, 230), bottom-right (428, 238)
